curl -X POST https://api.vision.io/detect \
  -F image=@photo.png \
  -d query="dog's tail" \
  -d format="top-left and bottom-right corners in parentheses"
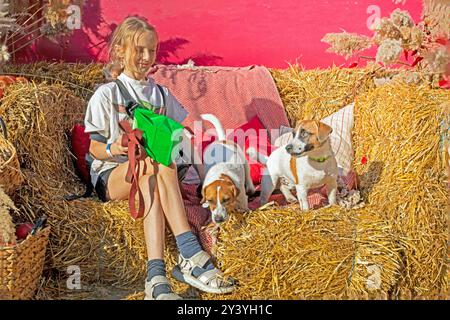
top-left (246, 147), bottom-right (268, 165)
top-left (200, 114), bottom-right (227, 141)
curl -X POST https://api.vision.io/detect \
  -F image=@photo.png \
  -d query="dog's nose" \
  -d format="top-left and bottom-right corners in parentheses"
top-left (285, 144), bottom-right (293, 152)
top-left (214, 216), bottom-right (225, 224)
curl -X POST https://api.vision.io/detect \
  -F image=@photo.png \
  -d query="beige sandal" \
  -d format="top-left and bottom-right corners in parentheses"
top-left (172, 251), bottom-right (235, 294)
top-left (144, 275), bottom-right (182, 300)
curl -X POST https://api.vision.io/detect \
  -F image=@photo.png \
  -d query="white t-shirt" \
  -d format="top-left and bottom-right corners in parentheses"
top-left (84, 72), bottom-right (189, 187)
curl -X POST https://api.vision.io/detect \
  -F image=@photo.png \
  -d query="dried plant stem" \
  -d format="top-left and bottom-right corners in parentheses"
top-left (8, 17), bottom-right (45, 47)
top-left (10, 33), bottom-right (44, 55)
top-left (5, 4), bottom-right (45, 42)
top-left (359, 55), bottom-right (414, 67)
top-left (2, 71), bottom-right (95, 94)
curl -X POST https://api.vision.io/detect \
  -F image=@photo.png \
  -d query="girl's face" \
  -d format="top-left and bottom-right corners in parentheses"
top-left (122, 30), bottom-right (158, 79)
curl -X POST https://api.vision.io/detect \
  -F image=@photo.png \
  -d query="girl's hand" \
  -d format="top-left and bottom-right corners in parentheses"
top-left (111, 134), bottom-right (128, 156)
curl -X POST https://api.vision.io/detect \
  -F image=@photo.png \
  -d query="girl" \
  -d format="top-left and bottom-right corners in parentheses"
top-left (84, 16), bottom-right (234, 300)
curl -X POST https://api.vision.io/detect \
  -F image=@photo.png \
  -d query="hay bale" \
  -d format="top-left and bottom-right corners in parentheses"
top-left (0, 83), bottom-right (98, 286)
top-left (0, 133), bottom-right (23, 195)
top-left (200, 207), bottom-right (399, 300)
top-left (353, 83), bottom-right (449, 298)
top-left (0, 82), bottom-right (85, 194)
top-left (203, 78), bottom-right (448, 300)
top-left (0, 81), bottom-right (191, 298)
top-left (269, 64), bottom-right (397, 125)
top-left (0, 62), bottom-right (104, 100)
top-left (0, 83), bottom-right (131, 291)
top-left (441, 102), bottom-right (450, 183)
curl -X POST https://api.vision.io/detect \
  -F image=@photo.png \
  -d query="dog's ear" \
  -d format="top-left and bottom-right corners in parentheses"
top-left (200, 192), bottom-right (210, 208)
top-left (317, 121), bottom-right (333, 143)
top-left (294, 120), bottom-right (303, 131)
top-left (232, 184), bottom-right (240, 198)
top-left (200, 186), bottom-right (207, 204)
top-left (293, 120), bottom-right (307, 138)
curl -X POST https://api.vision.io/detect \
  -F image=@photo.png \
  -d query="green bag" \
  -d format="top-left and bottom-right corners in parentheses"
top-left (115, 79), bottom-right (184, 167)
top-left (132, 107), bottom-right (184, 166)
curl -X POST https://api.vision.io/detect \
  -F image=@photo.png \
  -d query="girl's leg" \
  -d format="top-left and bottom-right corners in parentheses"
top-left (156, 161), bottom-right (235, 293)
top-left (152, 161), bottom-right (191, 236)
top-left (107, 161), bottom-right (178, 299)
top-left (139, 174), bottom-right (177, 299)
top-left (154, 162), bottom-right (222, 280)
top-left (108, 159), bottom-right (233, 292)
top-left (140, 173), bottom-right (164, 260)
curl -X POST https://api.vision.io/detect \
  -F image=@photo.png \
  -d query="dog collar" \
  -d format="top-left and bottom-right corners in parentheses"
top-left (309, 155), bottom-right (331, 163)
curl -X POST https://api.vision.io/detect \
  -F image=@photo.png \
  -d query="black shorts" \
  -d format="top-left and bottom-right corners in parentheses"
top-left (94, 163), bottom-right (191, 203)
top-left (95, 168), bottom-right (114, 202)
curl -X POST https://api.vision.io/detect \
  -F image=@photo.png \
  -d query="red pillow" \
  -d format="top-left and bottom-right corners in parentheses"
top-left (228, 115), bottom-right (266, 147)
top-left (245, 135), bottom-right (274, 185)
top-left (229, 115), bottom-right (274, 186)
top-left (193, 132), bottom-right (216, 162)
top-left (71, 123), bottom-right (91, 183)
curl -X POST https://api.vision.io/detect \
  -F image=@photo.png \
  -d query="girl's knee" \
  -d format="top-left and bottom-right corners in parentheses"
top-left (140, 173), bottom-right (159, 192)
top-left (140, 158), bottom-right (158, 175)
top-left (139, 174), bottom-right (161, 204)
top-left (157, 162), bottom-right (178, 178)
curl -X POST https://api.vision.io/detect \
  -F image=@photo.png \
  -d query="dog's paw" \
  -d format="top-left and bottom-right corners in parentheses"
top-left (298, 202), bottom-right (310, 211)
top-left (241, 205), bottom-right (251, 211)
top-left (325, 197), bottom-right (337, 207)
top-left (285, 196), bottom-right (298, 204)
top-left (246, 185), bottom-right (256, 196)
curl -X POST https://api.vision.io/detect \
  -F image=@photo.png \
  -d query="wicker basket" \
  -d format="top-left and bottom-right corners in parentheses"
top-left (0, 227), bottom-right (50, 300)
top-left (0, 118), bottom-right (23, 195)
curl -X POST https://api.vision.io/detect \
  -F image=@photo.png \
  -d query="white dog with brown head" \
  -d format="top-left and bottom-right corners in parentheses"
top-left (248, 120), bottom-right (338, 210)
top-left (200, 114), bottom-right (255, 224)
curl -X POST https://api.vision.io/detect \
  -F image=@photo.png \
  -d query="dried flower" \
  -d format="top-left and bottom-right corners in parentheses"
top-left (392, 71), bottom-right (424, 85)
top-left (322, 32), bottom-right (373, 59)
top-left (373, 77), bottom-right (394, 87)
top-left (361, 155), bottom-right (368, 165)
top-left (0, 0), bottom-right (17, 36)
top-left (0, 44), bottom-right (9, 62)
top-left (376, 39), bottom-right (403, 65)
top-left (40, 21), bottom-right (70, 38)
top-left (44, 6), bottom-right (69, 28)
top-left (410, 26), bottom-right (425, 50)
top-left (390, 9), bottom-right (415, 28)
top-left (373, 18), bottom-right (403, 44)
top-left (422, 0), bottom-right (450, 38)
top-left (400, 25), bottom-right (425, 51)
top-left (41, 1), bottom-right (78, 39)
top-left (423, 45), bottom-right (450, 74)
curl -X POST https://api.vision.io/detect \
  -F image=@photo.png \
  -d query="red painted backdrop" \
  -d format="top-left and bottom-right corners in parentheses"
top-left (22, 0), bottom-right (423, 69)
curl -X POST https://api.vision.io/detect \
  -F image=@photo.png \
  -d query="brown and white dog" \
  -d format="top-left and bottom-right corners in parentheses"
top-left (248, 120), bottom-right (338, 210)
top-left (200, 114), bottom-right (255, 224)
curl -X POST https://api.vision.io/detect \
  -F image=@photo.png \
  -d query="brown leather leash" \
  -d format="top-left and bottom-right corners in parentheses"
top-left (119, 120), bottom-right (148, 220)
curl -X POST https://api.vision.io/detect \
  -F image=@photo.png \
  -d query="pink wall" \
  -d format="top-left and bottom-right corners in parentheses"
top-left (23, 0), bottom-right (423, 69)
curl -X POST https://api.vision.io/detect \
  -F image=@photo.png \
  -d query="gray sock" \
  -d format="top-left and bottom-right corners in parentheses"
top-left (175, 231), bottom-right (215, 278)
top-left (147, 259), bottom-right (172, 298)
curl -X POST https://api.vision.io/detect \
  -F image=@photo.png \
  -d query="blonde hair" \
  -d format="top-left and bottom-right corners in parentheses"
top-left (108, 16), bottom-right (158, 74)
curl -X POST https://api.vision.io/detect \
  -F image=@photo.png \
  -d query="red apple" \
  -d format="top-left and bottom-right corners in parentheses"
top-left (16, 223), bottom-right (34, 240)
